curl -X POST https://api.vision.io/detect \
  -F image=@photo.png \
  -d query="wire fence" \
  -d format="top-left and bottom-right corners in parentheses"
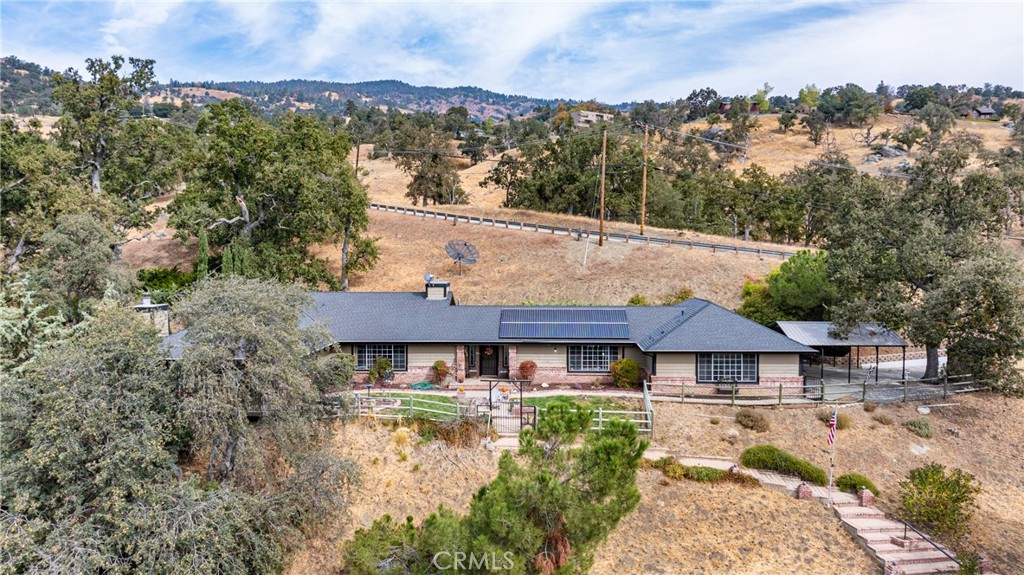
top-left (369, 203), bottom-right (797, 259)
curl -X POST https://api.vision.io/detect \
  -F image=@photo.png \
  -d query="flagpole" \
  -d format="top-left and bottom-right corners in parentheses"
top-left (827, 405), bottom-right (837, 509)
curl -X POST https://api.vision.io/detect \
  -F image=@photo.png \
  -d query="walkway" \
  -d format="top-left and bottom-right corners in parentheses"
top-left (534, 441), bottom-right (988, 574)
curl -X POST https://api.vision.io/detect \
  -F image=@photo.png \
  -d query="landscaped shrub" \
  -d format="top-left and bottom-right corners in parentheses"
top-left (817, 409), bottom-right (853, 429)
top-left (735, 409), bottom-right (770, 432)
top-left (837, 412), bottom-right (853, 429)
top-left (611, 358), bottom-right (642, 389)
top-left (368, 357), bottom-right (393, 385)
top-left (904, 417), bottom-right (933, 438)
top-left (899, 463), bottom-right (981, 541)
top-left (650, 456), bottom-right (677, 470)
top-left (662, 462), bottom-right (687, 480)
top-left (518, 360), bottom-right (537, 381)
top-left (837, 473), bottom-right (880, 496)
top-left (685, 466), bottom-right (726, 482)
top-left (872, 413), bottom-right (894, 426)
top-left (740, 445), bottom-right (829, 486)
top-left (431, 360), bottom-right (450, 385)
top-left (863, 402), bottom-right (878, 412)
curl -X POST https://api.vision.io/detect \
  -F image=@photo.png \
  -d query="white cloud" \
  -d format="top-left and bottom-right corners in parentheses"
top-left (3, 1), bottom-right (1022, 102)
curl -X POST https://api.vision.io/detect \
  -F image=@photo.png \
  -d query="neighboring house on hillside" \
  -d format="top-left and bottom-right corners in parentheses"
top-left (570, 110), bottom-right (614, 129)
top-left (165, 279), bottom-right (815, 392)
top-left (960, 105), bottom-right (997, 120)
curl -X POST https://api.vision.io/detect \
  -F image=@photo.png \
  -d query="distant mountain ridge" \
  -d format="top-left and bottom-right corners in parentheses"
top-left (170, 77), bottom-right (564, 120)
top-left (2, 55), bottom-right (566, 119)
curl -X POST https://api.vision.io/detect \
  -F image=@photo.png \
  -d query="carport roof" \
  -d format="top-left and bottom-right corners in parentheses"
top-left (775, 321), bottom-right (907, 348)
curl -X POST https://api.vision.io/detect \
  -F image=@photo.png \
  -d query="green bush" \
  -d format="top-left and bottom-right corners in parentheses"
top-left (368, 357), bottom-right (393, 385)
top-left (837, 473), bottom-right (879, 496)
top-left (137, 266), bottom-right (198, 302)
top-left (739, 445), bottom-right (829, 486)
top-left (735, 409), bottom-right (770, 432)
top-left (611, 358), bottom-right (642, 389)
top-left (662, 462), bottom-right (687, 480)
top-left (904, 417), bottom-right (933, 438)
top-left (431, 360), bottom-right (450, 384)
top-left (899, 463), bottom-right (981, 541)
top-left (649, 456), bottom-right (677, 470)
top-left (685, 466), bottom-right (726, 482)
top-left (626, 294), bottom-right (651, 306)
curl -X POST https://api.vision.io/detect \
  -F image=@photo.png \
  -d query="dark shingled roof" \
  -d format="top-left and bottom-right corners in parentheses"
top-left (165, 291), bottom-right (816, 358)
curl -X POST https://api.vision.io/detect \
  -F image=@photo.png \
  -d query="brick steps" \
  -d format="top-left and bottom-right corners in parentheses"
top-left (885, 560), bottom-right (961, 575)
top-left (834, 505), bottom-right (886, 519)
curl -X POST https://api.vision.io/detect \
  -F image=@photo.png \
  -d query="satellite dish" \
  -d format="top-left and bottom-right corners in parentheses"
top-left (445, 240), bottom-right (479, 275)
top-left (424, 273), bottom-right (434, 283)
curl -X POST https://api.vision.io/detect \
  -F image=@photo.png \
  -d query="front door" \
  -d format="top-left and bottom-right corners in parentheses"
top-left (480, 345), bottom-right (499, 377)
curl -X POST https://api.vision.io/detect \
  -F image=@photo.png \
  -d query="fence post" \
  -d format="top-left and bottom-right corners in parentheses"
top-left (731, 383), bottom-right (737, 407)
top-left (409, 396), bottom-right (415, 418)
top-left (820, 379), bottom-right (825, 402)
top-left (862, 380), bottom-right (867, 403)
top-left (597, 407), bottom-right (603, 430)
top-left (902, 379), bottom-right (908, 403)
top-left (681, 382), bottom-right (686, 403)
top-left (943, 374), bottom-right (949, 400)
top-left (778, 384), bottom-right (783, 406)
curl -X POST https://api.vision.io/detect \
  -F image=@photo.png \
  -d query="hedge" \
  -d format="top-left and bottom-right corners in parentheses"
top-left (837, 473), bottom-right (880, 496)
top-left (740, 444), bottom-right (829, 486)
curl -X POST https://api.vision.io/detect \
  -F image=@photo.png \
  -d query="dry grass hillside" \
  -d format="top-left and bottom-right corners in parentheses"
top-left (654, 393), bottom-right (1024, 575)
top-left (702, 114), bottom-right (1014, 177)
top-left (285, 420), bottom-right (880, 575)
top-left (317, 210), bottom-right (779, 307)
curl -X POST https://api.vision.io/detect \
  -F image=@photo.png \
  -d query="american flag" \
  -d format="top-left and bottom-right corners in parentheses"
top-left (827, 407), bottom-right (838, 445)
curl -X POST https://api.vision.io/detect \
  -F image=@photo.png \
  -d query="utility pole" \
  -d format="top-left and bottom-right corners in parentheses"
top-left (640, 124), bottom-right (649, 236)
top-left (599, 128), bottom-right (607, 247)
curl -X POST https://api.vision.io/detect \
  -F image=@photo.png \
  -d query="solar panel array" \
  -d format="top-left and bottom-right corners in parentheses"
top-left (498, 309), bottom-right (629, 339)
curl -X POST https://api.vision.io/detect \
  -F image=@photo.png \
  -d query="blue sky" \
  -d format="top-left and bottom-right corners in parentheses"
top-left (2, 1), bottom-right (1022, 102)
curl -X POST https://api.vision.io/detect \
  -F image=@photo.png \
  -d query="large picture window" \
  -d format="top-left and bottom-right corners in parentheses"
top-left (568, 345), bottom-right (620, 373)
top-left (697, 353), bottom-right (758, 383)
top-left (356, 344), bottom-right (408, 371)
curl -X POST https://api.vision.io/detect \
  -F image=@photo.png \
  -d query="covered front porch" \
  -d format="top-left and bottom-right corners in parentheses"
top-left (461, 344), bottom-right (512, 380)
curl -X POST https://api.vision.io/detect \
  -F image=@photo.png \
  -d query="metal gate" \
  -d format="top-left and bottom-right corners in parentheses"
top-left (486, 379), bottom-right (535, 435)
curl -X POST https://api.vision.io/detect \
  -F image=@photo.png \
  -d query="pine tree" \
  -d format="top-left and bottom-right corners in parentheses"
top-left (196, 229), bottom-right (209, 277)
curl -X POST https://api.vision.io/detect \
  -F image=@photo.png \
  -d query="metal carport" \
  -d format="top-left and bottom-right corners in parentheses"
top-left (775, 322), bottom-right (908, 383)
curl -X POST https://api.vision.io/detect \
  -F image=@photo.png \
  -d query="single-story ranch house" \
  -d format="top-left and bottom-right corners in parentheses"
top-left (165, 279), bottom-right (816, 391)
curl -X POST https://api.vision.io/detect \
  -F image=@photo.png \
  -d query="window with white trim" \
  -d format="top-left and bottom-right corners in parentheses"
top-left (567, 345), bottom-right (620, 373)
top-left (697, 353), bottom-right (757, 383)
top-left (356, 344), bottom-right (408, 371)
